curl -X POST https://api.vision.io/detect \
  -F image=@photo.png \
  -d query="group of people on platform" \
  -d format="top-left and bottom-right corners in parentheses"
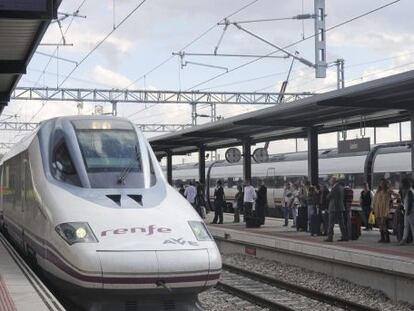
top-left (282, 176), bottom-right (414, 245)
top-left (178, 175), bottom-right (414, 245)
top-left (178, 179), bottom-right (268, 227)
top-left (211, 178), bottom-right (268, 226)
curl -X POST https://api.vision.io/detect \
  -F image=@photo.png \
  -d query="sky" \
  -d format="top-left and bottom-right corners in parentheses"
top-left (2, 0), bottom-right (414, 163)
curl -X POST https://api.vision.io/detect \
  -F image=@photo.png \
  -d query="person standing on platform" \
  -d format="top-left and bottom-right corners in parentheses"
top-left (211, 180), bottom-right (225, 224)
top-left (360, 182), bottom-right (373, 231)
top-left (256, 180), bottom-right (267, 225)
top-left (373, 178), bottom-right (392, 243)
top-left (319, 183), bottom-right (330, 236)
top-left (344, 183), bottom-right (354, 240)
top-left (307, 185), bottom-right (317, 233)
top-left (184, 181), bottom-right (196, 208)
top-left (243, 179), bottom-right (256, 221)
top-left (325, 176), bottom-right (348, 242)
top-left (400, 178), bottom-right (414, 245)
top-left (291, 183), bottom-right (301, 228)
top-left (234, 185), bottom-right (243, 223)
top-left (283, 182), bottom-right (293, 227)
top-left (195, 182), bottom-right (206, 219)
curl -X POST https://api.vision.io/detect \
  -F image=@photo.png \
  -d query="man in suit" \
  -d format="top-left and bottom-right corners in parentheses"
top-left (325, 176), bottom-right (348, 242)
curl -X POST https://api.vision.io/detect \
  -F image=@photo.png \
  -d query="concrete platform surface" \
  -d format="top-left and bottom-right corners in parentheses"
top-left (206, 213), bottom-right (414, 277)
top-left (0, 234), bottom-right (64, 311)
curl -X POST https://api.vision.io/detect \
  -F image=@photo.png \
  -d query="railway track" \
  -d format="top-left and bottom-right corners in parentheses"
top-left (216, 263), bottom-right (378, 311)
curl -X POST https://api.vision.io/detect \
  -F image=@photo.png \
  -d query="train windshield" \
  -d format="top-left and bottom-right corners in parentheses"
top-left (76, 129), bottom-right (141, 173)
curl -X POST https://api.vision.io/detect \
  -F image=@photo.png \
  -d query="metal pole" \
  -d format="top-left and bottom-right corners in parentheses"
top-left (166, 151), bottom-right (173, 185)
top-left (399, 122), bottom-right (403, 142)
top-left (112, 101), bottom-right (118, 116)
top-left (373, 127), bottom-right (377, 144)
top-left (191, 103), bottom-right (197, 126)
top-left (307, 127), bottom-right (319, 186)
top-left (242, 139), bottom-right (252, 181)
top-left (198, 144), bottom-right (206, 186)
top-left (211, 103), bottom-right (217, 122)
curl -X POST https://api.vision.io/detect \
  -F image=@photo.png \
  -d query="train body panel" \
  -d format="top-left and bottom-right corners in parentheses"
top-left (172, 146), bottom-right (411, 215)
top-left (0, 116), bottom-right (221, 309)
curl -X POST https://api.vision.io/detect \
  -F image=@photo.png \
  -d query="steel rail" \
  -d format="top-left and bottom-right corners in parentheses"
top-left (216, 281), bottom-right (295, 311)
top-left (222, 263), bottom-right (378, 311)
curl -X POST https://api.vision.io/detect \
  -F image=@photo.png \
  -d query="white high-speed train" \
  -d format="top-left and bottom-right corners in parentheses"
top-left (171, 144), bottom-right (411, 216)
top-left (0, 116), bottom-right (221, 311)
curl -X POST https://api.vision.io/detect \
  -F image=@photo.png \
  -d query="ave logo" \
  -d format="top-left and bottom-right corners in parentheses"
top-left (163, 237), bottom-right (199, 246)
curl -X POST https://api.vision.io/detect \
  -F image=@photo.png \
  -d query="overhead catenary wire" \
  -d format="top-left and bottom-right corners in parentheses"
top-left (9, 0), bottom-right (89, 142)
top-left (58, 0), bottom-right (148, 88)
top-left (124, 0), bottom-right (261, 118)
top-left (26, 0), bottom-right (147, 126)
top-left (186, 0), bottom-right (401, 91)
top-left (124, 0), bottom-right (261, 91)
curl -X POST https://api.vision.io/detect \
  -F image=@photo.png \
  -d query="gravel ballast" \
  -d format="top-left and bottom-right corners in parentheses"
top-left (198, 288), bottom-right (269, 311)
top-left (222, 253), bottom-right (414, 311)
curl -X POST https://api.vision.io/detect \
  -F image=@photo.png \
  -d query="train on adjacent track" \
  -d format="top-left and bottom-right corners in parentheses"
top-left (171, 143), bottom-right (411, 216)
top-left (0, 116), bottom-right (221, 311)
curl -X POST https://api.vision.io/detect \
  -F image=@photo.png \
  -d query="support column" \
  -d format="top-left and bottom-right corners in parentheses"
top-left (411, 114), bottom-right (414, 179)
top-left (307, 127), bottom-right (319, 186)
top-left (198, 144), bottom-right (206, 186)
top-left (242, 139), bottom-right (252, 181)
top-left (166, 151), bottom-right (173, 185)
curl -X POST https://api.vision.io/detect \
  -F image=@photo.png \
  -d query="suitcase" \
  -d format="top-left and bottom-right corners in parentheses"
top-left (246, 210), bottom-right (261, 228)
top-left (246, 216), bottom-right (261, 228)
top-left (351, 215), bottom-right (361, 240)
top-left (296, 206), bottom-right (307, 232)
top-left (310, 214), bottom-right (321, 236)
top-left (322, 211), bottom-right (329, 235)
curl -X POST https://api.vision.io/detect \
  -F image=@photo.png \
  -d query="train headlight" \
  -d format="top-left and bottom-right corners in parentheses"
top-left (55, 222), bottom-right (98, 245)
top-left (188, 221), bottom-right (213, 241)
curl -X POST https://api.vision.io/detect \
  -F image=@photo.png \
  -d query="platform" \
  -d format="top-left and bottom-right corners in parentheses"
top-left (0, 234), bottom-right (64, 311)
top-left (207, 213), bottom-right (414, 304)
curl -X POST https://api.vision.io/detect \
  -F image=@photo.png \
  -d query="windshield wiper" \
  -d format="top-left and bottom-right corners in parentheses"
top-left (117, 146), bottom-right (140, 185)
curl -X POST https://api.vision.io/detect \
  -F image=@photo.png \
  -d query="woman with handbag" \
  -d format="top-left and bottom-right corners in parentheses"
top-left (360, 182), bottom-right (373, 231)
top-left (373, 178), bottom-right (393, 243)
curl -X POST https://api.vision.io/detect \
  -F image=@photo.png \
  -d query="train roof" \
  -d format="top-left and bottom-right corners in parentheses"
top-left (171, 143), bottom-right (411, 171)
top-left (0, 115), bottom-right (136, 164)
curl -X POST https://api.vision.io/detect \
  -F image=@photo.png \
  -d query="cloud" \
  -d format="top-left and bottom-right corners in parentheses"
top-left (92, 65), bottom-right (135, 88)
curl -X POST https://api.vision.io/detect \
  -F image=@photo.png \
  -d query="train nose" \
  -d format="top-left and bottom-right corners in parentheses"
top-left (98, 249), bottom-right (215, 290)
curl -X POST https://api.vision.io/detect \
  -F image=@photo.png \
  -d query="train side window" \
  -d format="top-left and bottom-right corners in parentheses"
top-left (52, 142), bottom-right (81, 186)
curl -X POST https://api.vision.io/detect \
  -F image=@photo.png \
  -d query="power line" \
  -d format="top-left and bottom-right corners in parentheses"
top-left (124, 0), bottom-right (261, 91)
top-left (25, 0), bottom-right (147, 125)
top-left (186, 0), bottom-right (401, 91)
top-left (59, 0), bottom-right (148, 88)
top-left (124, 0), bottom-right (261, 117)
top-left (8, 0), bottom-right (89, 143)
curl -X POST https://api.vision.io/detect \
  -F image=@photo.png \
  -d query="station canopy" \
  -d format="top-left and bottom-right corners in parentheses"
top-left (0, 0), bottom-right (60, 114)
top-left (150, 69), bottom-right (414, 155)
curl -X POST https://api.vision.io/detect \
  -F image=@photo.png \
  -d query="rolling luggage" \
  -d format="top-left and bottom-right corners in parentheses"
top-left (296, 206), bottom-right (307, 232)
top-left (246, 209), bottom-right (261, 228)
top-left (245, 211), bottom-right (262, 228)
top-left (321, 210), bottom-right (329, 235)
top-left (310, 214), bottom-right (321, 236)
top-left (351, 215), bottom-right (362, 240)
top-left (246, 216), bottom-right (261, 228)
